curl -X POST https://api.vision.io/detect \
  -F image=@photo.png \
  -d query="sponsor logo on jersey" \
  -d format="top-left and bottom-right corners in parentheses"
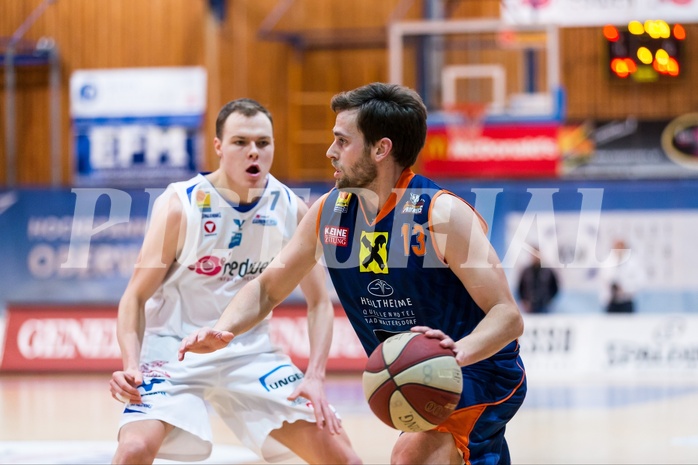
top-left (324, 225), bottom-right (349, 247)
top-left (228, 232), bottom-right (242, 248)
top-left (196, 190), bottom-right (211, 212)
top-left (203, 220), bottom-right (216, 235)
top-left (124, 404), bottom-right (151, 413)
top-left (222, 257), bottom-right (273, 279)
top-left (252, 214), bottom-right (277, 226)
top-left (359, 232), bottom-right (389, 274)
top-left (259, 364), bottom-right (304, 392)
top-left (188, 255), bottom-right (223, 276)
top-left (202, 212), bottom-right (222, 218)
top-left (123, 378), bottom-right (167, 412)
top-left (141, 360), bottom-right (169, 379)
top-left (402, 193), bottom-right (425, 214)
top-left (140, 377), bottom-right (167, 392)
top-left (334, 192), bottom-right (352, 213)
top-left (367, 279), bottom-right (394, 297)
top-left (187, 255), bottom-right (271, 280)
top-left (228, 219), bottom-right (245, 249)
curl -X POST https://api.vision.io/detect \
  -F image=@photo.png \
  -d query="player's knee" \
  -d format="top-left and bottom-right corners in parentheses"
top-left (340, 448), bottom-right (363, 465)
top-left (316, 438), bottom-right (363, 464)
top-left (113, 436), bottom-right (159, 464)
top-left (390, 446), bottom-right (430, 465)
top-left (390, 444), bottom-right (463, 465)
top-left (390, 448), bottom-right (414, 465)
top-left (321, 450), bottom-right (362, 465)
top-left (307, 433), bottom-right (363, 464)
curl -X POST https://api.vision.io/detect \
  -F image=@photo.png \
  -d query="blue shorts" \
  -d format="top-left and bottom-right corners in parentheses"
top-left (436, 355), bottom-right (527, 465)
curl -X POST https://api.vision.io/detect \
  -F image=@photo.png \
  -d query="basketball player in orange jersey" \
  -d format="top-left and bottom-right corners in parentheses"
top-left (109, 98), bottom-right (361, 465)
top-left (179, 83), bottom-right (527, 465)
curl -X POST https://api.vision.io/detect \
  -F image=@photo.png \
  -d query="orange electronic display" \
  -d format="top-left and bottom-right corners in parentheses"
top-left (605, 21), bottom-right (684, 81)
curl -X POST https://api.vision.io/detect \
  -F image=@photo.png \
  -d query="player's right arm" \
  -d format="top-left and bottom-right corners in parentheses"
top-left (110, 190), bottom-right (185, 403)
top-left (178, 195), bottom-right (326, 359)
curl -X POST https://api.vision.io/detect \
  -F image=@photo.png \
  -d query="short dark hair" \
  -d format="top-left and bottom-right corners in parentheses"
top-left (216, 98), bottom-right (273, 139)
top-left (330, 82), bottom-right (427, 168)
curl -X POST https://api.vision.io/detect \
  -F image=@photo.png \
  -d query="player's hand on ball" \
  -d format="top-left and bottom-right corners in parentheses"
top-left (411, 326), bottom-right (464, 365)
top-left (177, 327), bottom-right (235, 360)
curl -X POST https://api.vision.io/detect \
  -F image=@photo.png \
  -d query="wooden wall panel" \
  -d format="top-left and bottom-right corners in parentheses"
top-left (273, 0), bottom-right (416, 31)
top-left (15, 68), bottom-right (50, 184)
top-left (1, 0), bottom-right (207, 186)
top-left (215, 0), bottom-right (296, 178)
top-left (449, 0), bottom-right (501, 18)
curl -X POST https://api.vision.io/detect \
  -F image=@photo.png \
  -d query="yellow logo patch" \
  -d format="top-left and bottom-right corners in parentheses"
top-left (196, 190), bottom-right (211, 212)
top-left (334, 192), bottom-right (352, 213)
top-left (359, 232), bottom-right (389, 274)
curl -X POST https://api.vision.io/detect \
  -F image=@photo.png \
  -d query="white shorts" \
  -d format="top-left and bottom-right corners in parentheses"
top-left (118, 321), bottom-right (322, 462)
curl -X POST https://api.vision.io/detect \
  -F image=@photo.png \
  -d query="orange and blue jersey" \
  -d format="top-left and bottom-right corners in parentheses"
top-left (318, 169), bottom-right (526, 464)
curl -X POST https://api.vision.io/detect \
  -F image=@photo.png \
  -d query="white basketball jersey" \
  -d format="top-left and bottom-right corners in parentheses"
top-left (144, 173), bottom-right (300, 338)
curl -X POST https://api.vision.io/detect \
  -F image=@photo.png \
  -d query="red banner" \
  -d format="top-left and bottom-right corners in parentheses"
top-left (1, 304), bottom-right (122, 372)
top-left (421, 123), bottom-right (561, 178)
top-left (0, 304), bottom-right (367, 372)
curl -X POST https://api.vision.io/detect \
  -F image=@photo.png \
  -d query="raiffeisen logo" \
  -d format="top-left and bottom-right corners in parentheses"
top-left (188, 255), bottom-right (222, 276)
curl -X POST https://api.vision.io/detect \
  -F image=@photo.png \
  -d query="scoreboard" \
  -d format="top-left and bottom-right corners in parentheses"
top-left (604, 21), bottom-right (685, 81)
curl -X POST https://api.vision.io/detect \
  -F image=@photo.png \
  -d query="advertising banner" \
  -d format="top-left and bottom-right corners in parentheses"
top-left (0, 189), bottom-right (155, 305)
top-left (563, 117), bottom-right (698, 180)
top-left (422, 114), bottom-right (698, 180)
top-left (421, 122), bottom-right (561, 178)
top-left (502, 0), bottom-right (698, 27)
top-left (520, 314), bottom-right (698, 380)
top-left (1, 305), bottom-right (121, 372)
top-left (70, 67), bottom-right (207, 187)
top-left (2, 304), bottom-right (696, 377)
top-left (0, 304), bottom-right (365, 372)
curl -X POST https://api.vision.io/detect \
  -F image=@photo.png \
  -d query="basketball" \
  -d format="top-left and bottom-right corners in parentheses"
top-left (362, 332), bottom-right (463, 432)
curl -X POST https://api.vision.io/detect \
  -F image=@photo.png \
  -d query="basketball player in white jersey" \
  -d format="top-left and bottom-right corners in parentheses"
top-left (109, 99), bottom-right (361, 465)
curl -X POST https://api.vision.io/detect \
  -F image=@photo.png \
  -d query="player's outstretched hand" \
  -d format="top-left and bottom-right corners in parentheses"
top-left (287, 375), bottom-right (342, 435)
top-left (177, 327), bottom-right (235, 361)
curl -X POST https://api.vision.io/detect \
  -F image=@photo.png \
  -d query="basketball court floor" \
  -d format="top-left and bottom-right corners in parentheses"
top-left (1, 371), bottom-right (697, 464)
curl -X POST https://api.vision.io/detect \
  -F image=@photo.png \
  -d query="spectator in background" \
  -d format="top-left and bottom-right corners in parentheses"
top-left (517, 247), bottom-right (560, 314)
top-left (599, 239), bottom-right (645, 313)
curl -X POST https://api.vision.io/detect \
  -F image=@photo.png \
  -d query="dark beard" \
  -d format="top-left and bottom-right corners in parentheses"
top-left (336, 146), bottom-right (377, 189)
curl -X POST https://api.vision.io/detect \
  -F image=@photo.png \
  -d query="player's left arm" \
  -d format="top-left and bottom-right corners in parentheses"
top-left (414, 193), bottom-right (524, 367)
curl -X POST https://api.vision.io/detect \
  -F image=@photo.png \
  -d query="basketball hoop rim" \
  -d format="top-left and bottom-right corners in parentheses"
top-left (440, 102), bottom-right (488, 135)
